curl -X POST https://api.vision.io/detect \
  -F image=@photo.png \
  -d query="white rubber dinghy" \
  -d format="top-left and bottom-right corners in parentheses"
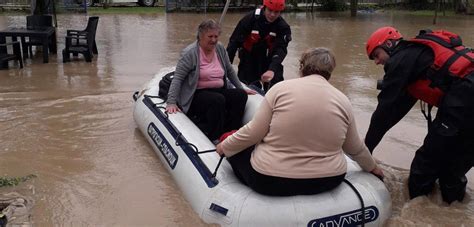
top-left (133, 68), bottom-right (392, 227)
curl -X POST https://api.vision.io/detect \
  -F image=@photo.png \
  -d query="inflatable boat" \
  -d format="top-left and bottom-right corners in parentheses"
top-left (133, 68), bottom-right (392, 226)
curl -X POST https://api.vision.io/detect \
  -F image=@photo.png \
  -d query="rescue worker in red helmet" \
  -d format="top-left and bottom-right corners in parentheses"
top-left (227, 0), bottom-right (292, 93)
top-left (365, 26), bottom-right (474, 204)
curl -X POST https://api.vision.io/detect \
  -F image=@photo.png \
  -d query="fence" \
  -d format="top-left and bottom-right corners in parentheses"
top-left (0, 0), bottom-right (87, 12)
top-left (0, 0), bottom-right (165, 11)
top-left (165, 0), bottom-right (258, 12)
top-left (0, 0), bottom-right (30, 10)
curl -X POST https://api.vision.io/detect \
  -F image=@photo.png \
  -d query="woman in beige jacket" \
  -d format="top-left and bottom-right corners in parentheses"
top-left (216, 47), bottom-right (383, 196)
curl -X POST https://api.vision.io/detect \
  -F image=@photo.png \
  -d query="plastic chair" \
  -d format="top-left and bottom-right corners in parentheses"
top-left (23, 15), bottom-right (54, 58)
top-left (62, 16), bottom-right (99, 62)
top-left (0, 41), bottom-right (24, 69)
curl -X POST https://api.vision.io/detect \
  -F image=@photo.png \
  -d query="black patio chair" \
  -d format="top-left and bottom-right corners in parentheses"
top-left (22, 15), bottom-right (54, 59)
top-left (0, 41), bottom-right (24, 69)
top-left (62, 16), bottom-right (99, 62)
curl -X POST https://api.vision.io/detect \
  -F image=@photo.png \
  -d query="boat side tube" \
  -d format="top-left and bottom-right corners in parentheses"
top-left (142, 95), bottom-right (219, 187)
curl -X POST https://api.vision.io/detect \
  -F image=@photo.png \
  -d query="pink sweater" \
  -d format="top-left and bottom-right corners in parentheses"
top-left (221, 75), bottom-right (377, 179)
top-left (197, 48), bottom-right (224, 89)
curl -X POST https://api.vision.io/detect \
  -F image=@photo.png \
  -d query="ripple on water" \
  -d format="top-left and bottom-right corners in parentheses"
top-left (380, 163), bottom-right (474, 226)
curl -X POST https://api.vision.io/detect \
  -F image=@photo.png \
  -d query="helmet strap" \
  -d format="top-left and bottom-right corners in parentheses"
top-left (382, 39), bottom-right (399, 56)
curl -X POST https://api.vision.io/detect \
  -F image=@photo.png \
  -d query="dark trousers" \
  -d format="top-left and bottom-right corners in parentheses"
top-left (237, 50), bottom-right (284, 91)
top-left (227, 146), bottom-right (346, 196)
top-left (409, 78), bottom-right (474, 203)
top-left (187, 88), bottom-right (247, 141)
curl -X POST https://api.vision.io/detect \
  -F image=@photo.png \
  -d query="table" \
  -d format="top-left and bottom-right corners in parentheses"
top-left (0, 27), bottom-right (57, 63)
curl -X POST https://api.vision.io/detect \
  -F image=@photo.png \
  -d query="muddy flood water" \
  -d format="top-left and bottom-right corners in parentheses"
top-left (1, 10), bottom-right (474, 226)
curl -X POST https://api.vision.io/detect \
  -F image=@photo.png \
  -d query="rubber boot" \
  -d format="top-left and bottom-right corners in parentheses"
top-left (408, 175), bottom-right (435, 199)
top-left (440, 176), bottom-right (467, 204)
top-left (0, 216), bottom-right (7, 227)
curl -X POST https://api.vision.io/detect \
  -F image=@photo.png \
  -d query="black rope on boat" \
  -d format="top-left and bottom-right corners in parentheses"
top-left (132, 91), bottom-right (139, 101)
top-left (144, 95), bottom-right (162, 99)
top-left (343, 179), bottom-right (366, 227)
top-left (174, 133), bottom-right (223, 178)
top-left (212, 156), bottom-right (225, 178)
top-left (196, 149), bottom-right (217, 154)
top-left (144, 95), bottom-right (166, 105)
top-left (153, 106), bottom-right (168, 119)
top-left (174, 133), bottom-right (218, 155)
top-left (154, 101), bottom-right (167, 108)
top-left (174, 133), bottom-right (199, 153)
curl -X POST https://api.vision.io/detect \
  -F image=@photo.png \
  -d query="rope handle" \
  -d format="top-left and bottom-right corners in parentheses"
top-left (344, 179), bottom-right (366, 227)
top-left (174, 133), bottom-right (223, 179)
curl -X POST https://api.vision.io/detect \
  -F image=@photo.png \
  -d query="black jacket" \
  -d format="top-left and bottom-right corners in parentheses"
top-left (226, 9), bottom-right (291, 73)
top-left (365, 41), bottom-right (434, 152)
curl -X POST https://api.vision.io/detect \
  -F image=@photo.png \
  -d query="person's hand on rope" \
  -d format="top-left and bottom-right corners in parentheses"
top-left (245, 89), bottom-right (257, 95)
top-left (261, 70), bottom-right (274, 82)
top-left (166, 104), bottom-right (181, 114)
top-left (370, 166), bottom-right (384, 181)
top-left (216, 143), bottom-right (225, 157)
top-left (216, 130), bottom-right (237, 157)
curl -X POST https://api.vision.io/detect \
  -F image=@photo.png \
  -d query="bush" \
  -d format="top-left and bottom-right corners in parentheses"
top-left (358, 3), bottom-right (381, 11)
top-left (319, 0), bottom-right (346, 11)
top-left (0, 175), bottom-right (37, 187)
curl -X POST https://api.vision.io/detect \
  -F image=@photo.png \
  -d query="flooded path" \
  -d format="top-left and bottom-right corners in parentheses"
top-left (1, 11), bottom-right (474, 226)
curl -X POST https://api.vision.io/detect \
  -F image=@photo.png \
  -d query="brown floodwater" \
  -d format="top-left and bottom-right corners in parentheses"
top-left (1, 10), bottom-right (474, 226)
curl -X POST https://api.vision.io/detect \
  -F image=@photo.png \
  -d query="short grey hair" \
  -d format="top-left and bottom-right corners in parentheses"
top-left (197, 19), bottom-right (221, 40)
top-left (299, 47), bottom-right (336, 80)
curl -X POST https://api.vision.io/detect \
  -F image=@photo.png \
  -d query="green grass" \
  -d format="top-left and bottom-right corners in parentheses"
top-left (87, 6), bottom-right (165, 14)
top-left (379, 9), bottom-right (464, 17)
top-left (0, 174), bottom-right (37, 187)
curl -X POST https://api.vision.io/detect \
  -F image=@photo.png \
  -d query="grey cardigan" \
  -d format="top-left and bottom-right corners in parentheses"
top-left (166, 41), bottom-right (244, 113)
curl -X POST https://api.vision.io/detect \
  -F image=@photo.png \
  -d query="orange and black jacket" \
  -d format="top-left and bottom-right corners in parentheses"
top-left (226, 9), bottom-right (291, 73)
top-left (365, 41), bottom-right (434, 152)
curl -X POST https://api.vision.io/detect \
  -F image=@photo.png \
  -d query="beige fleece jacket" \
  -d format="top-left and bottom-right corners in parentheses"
top-left (221, 75), bottom-right (377, 179)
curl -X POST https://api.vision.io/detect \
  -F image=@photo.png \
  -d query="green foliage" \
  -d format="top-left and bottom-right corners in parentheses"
top-left (319, 0), bottom-right (346, 11)
top-left (358, 3), bottom-right (381, 11)
top-left (0, 175), bottom-right (37, 187)
top-left (407, 0), bottom-right (431, 10)
top-left (383, 9), bottom-right (457, 16)
top-left (87, 6), bottom-right (165, 14)
top-left (288, 0), bottom-right (299, 8)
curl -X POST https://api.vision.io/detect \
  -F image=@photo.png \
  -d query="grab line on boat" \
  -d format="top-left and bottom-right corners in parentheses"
top-left (343, 179), bottom-right (366, 227)
top-left (145, 95), bottom-right (225, 178)
top-left (143, 95), bottom-right (219, 187)
top-left (174, 133), bottom-right (224, 178)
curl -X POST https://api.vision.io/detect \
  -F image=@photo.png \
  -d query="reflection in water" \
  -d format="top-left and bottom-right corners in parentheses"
top-left (0, 11), bottom-right (473, 226)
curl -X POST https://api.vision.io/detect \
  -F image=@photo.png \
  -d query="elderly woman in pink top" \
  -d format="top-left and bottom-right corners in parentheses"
top-left (166, 19), bottom-right (256, 142)
top-left (217, 47), bottom-right (384, 196)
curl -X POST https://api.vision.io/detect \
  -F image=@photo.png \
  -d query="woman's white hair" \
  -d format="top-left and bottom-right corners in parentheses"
top-left (299, 47), bottom-right (336, 80)
top-left (197, 19), bottom-right (221, 40)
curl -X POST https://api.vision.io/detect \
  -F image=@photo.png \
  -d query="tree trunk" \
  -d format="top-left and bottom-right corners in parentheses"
top-left (433, 0), bottom-right (440, 24)
top-left (32, 0), bottom-right (56, 15)
top-left (103, 0), bottom-right (110, 9)
top-left (350, 0), bottom-right (358, 17)
top-left (442, 0), bottom-right (446, 16)
top-left (32, 0), bottom-right (47, 15)
top-left (454, 0), bottom-right (468, 13)
top-left (463, 0), bottom-right (472, 14)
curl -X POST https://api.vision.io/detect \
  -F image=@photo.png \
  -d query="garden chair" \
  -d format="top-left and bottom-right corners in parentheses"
top-left (62, 16), bottom-right (99, 62)
top-left (0, 41), bottom-right (23, 69)
top-left (22, 15), bottom-right (54, 59)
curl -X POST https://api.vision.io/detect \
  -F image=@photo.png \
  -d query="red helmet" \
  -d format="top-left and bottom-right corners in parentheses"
top-left (264, 0), bottom-right (285, 11)
top-left (366, 26), bottom-right (403, 59)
